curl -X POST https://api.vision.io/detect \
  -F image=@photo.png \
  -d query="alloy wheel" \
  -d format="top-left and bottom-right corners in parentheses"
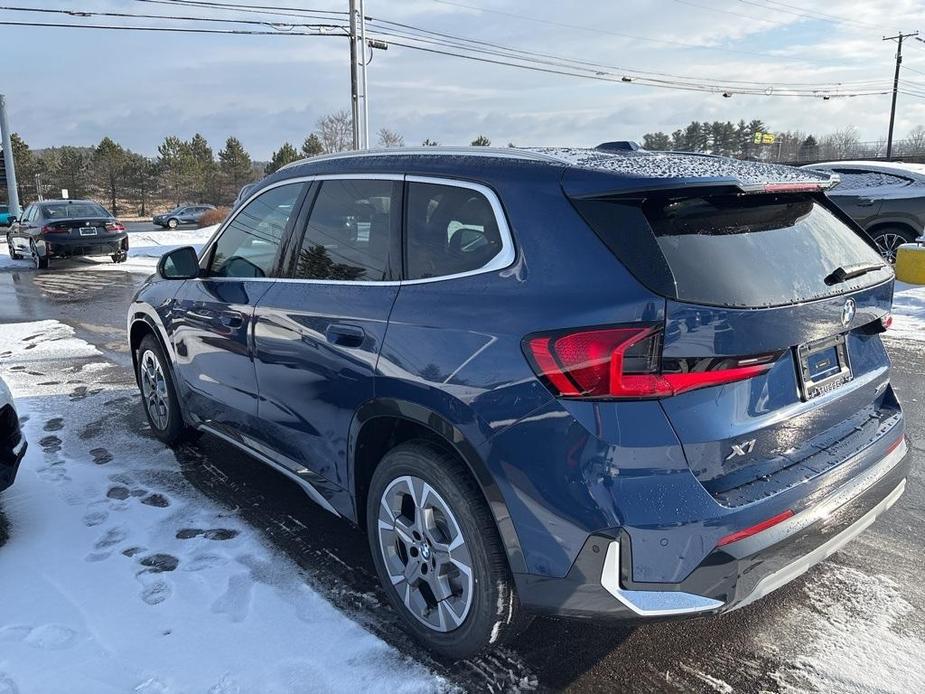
top-left (140, 349), bottom-right (170, 431)
top-left (874, 232), bottom-right (907, 263)
top-left (377, 475), bottom-right (474, 632)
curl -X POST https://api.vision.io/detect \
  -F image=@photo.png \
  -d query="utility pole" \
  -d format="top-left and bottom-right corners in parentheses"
top-left (347, 0), bottom-right (370, 150)
top-left (883, 31), bottom-right (918, 159)
top-left (349, 0), bottom-right (360, 150)
top-left (0, 94), bottom-right (21, 218)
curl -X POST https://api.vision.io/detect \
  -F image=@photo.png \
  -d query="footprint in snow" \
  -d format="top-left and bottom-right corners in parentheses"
top-left (23, 624), bottom-right (78, 650)
top-left (83, 510), bottom-right (108, 527)
top-left (176, 528), bottom-right (239, 541)
top-left (35, 465), bottom-right (70, 484)
top-left (122, 546), bottom-right (146, 558)
top-left (138, 554), bottom-right (180, 573)
top-left (211, 574), bottom-right (253, 623)
top-left (43, 418), bottom-right (64, 432)
top-left (140, 580), bottom-right (172, 606)
top-left (140, 493), bottom-right (170, 508)
top-left (0, 672), bottom-right (18, 694)
top-left (182, 553), bottom-right (230, 572)
top-left (39, 435), bottom-right (62, 453)
top-left (89, 448), bottom-right (113, 465)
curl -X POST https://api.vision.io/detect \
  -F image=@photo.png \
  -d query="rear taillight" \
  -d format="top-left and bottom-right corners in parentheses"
top-left (881, 313), bottom-right (893, 330)
top-left (41, 224), bottom-right (68, 234)
top-left (105, 222), bottom-right (125, 232)
top-left (716, 509), bottom-right (794, 548)
top-left (524, 324), bottom-right (779, 400)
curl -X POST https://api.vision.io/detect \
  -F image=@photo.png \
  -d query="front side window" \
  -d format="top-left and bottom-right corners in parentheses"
top-left (292, 179), bottom-right (400, 281)
top-left (406, 182), bottom-right (504, 280)
top-left (208, 183), bottom-right (303, 278)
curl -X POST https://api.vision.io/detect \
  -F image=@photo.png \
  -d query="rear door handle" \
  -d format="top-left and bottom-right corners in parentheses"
top-left (857, 198), bottom-right (877, 207)
top-left (325, 323), bottom-right (365, 347)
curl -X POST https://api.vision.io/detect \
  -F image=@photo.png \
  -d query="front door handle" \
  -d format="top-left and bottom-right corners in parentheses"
top-left (857, 198), bottom-right (877, 207)
top-left (220, 311), bottom-right (245, 329)
top-left (325, 323), bottom-right (365, 347)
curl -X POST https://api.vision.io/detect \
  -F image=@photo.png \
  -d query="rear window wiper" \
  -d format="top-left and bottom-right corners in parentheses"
top-left (824, 262), bottom-right (885, 286)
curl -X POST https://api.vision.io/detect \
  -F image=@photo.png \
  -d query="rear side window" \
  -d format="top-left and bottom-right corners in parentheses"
top-left (406, 182), bottom-right (504, 280)
top-left (576, 194), bottom-right (891, 308)
top-left (293, 179), bottom-right (400, 282)
top-left (208, 183), bottom-right (302, 278)
top-left (830, 169), bottom-right (912, 190)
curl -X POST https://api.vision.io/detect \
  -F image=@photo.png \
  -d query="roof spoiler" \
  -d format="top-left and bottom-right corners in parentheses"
top-left (595, 141), bottom-right (642, 152)
top-left (564, 175), bottom-right (842, 200)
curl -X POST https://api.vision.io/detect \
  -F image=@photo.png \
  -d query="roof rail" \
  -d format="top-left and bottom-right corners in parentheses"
top-left (277, 146), bottom-right (564, 172)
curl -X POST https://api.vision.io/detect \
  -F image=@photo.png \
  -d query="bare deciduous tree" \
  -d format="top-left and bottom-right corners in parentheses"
top-left (377, 128), bottom-right (404, 148)
top-left (317, 110), bottom-right (353, 153)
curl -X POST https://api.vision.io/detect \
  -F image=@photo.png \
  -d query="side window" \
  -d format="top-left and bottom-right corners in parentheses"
top-left (406, 182), bottom-right (504, 280)
top-left (292, 179), bottom-right (400, 281)
top-left (207, 183), bottom-right (303, 278)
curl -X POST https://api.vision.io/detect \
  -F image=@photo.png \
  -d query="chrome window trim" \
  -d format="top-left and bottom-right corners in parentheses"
top-left (197, 173), bottom-right (517, 287)
top-left (277, 145), bottom-right (564, 172)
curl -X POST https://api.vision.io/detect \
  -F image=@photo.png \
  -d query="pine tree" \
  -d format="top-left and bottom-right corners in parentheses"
top-left (157, 136), bottom-right (193, 207)
top-left (470, 135), bottom-right (491, 146)
top-left (93, 137), bottom-right (127, 215)
top-left (265, 143), bottom-right (300, 175)
top-left (188, 133), bottom-right (216, 202)
top-left (301, 133), bottom-right (324, 158)
top-left (218, 137), bottom-right (254, 202)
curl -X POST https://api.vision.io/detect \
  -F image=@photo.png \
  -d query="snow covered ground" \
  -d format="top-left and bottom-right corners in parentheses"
top-left (891, 281), bottom-right (925, 342)
top-left (0, 320), bottom-right (443, 694)
top-left (0, 226), bottom-right (218, 274)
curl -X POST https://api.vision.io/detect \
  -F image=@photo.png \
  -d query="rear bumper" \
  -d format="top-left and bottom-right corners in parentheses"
top-left (45, 233), bottom-right (128, 258)
top-left (516, 436), bottom-right (910, 620)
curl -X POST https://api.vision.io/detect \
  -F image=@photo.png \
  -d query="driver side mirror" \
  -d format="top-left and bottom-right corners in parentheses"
top-left (158, 246), bottom-right (200, 280)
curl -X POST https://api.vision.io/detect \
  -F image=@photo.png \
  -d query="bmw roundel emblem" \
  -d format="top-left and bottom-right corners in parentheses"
top-left (841, 298), bottom-right (856, 327)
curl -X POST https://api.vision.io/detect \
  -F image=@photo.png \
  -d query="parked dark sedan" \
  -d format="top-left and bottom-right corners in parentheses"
top-left (0, 375), bottom-right (26, 492)
top-left (6, 199), bottom-right (128, 269)
top-left (803, 161), bottom-right (925, 261)
top-left (152, 204), bottom-right (216, 229)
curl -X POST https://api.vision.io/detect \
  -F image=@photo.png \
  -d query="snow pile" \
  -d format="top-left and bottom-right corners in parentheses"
top-left (771, 563), bottom-right (925, 693)
top-left (890, 281), bottom-right (925, 342)
top-left (0, 320), bottom-right (442, 694)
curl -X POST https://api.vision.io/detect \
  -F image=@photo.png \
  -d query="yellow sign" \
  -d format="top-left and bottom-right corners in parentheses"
top-left (753, 131), bottom-right (777, 145)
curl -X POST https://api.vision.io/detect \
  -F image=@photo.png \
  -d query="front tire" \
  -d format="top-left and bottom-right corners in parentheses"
top-left (136, 334), bottom-right (187, 445)
top-left (367, 441), bottom-right (527, 659)
top-left (167, 218), bottom-right (179, 229)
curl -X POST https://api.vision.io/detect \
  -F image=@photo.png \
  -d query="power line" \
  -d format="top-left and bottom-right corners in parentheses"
top-left (0, 4), bottom-right (345, 30)
top-left (735, 0), bottom-right (881, 30)
top-left (428, 0), bottom-right (805, 61)
top-left (671, 0), bottom-right (782, 26)
top-left (0, 19), bottom-right (344, 36)
top-left (134, 0), bottom-right (345, 18)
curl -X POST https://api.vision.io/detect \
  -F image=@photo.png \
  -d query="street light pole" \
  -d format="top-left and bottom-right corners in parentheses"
top-left (348, 0), bottom-right (360, 150)
top-left (0, 94), bottom-right (21, 218)
top-left (883, 31), bottom-right (918, 159)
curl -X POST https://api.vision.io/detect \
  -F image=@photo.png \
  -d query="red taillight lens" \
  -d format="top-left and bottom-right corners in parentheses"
top-left (881, 313), bottom-right (893, 330)
top-left (106, 222), bottom-right (125, 232)
top-left (716, 509), bottom-right (794, 548)
top-left (524, 325), bottom-right (778, 400)
top-left (41, 224), bottom-right (68, 234)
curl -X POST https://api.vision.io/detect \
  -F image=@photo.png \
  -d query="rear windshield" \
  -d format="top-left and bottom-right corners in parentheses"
top-left (42, 203), bottom-right (110, 218)
top-left (575, 194), bottom-right (891, 308)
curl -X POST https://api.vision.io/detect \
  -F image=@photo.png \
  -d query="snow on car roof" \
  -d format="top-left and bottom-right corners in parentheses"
top-left (528, 147), bottom-right (834, 187)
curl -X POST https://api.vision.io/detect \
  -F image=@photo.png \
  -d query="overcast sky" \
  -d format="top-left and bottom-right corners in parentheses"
top-left (4, 0), bottom-right (925, 159)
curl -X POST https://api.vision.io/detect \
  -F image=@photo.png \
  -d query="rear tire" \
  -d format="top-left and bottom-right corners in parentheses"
top-left (112, 250), bottom-right (128, 263)
top-left (136, 334), bottom-right (188, 445)
top-left (7, 236), bottom-right (21, 260)
top-left (30, 240), bottom-right (48, 269)
top-left (870, 226), bottom-right (916, 263)
top-left (366, 440), bottom-right (528, 660)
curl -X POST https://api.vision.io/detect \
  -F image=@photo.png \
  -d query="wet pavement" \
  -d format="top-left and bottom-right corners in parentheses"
top-left (1, 263), bottom-right (923, 693)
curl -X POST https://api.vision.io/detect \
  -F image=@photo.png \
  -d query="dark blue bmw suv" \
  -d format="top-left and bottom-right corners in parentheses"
top-left (128, 146), bottom-right (910, 658)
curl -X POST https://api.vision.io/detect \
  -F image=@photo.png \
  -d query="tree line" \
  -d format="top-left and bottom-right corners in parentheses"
top-left (3, 107), bottom-right (495, 216)
top-left (642, 119), bottom-right (925, 162)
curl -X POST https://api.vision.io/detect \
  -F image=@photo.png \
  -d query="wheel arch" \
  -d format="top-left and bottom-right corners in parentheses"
top-left (864, 219), bottom-right (920, 239)
top-left (349, 399), bottom-right (526, 575)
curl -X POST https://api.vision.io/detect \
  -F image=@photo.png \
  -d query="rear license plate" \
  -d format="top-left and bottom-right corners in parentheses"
top-left (79, 227), bottom-right (97, 236)
top-left (797, 333), bottom-right (852, 400)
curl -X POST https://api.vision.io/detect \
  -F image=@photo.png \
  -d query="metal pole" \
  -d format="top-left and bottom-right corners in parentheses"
top-left (883, 31), bottom-right (918, 159)
top-left (0, 94), bottom-right (21, 218)
top-left (359, 0), bottom-right (369, 149)
top-left (348, 0), bottom-right (360, 150)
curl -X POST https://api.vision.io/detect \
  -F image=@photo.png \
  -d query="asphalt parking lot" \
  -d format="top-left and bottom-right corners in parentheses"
top-left (0, 261), bottom-right (922, 693)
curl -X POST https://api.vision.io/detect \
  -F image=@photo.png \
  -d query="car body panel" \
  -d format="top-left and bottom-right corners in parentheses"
top-left (0, 375), bottom-right (27, 491)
